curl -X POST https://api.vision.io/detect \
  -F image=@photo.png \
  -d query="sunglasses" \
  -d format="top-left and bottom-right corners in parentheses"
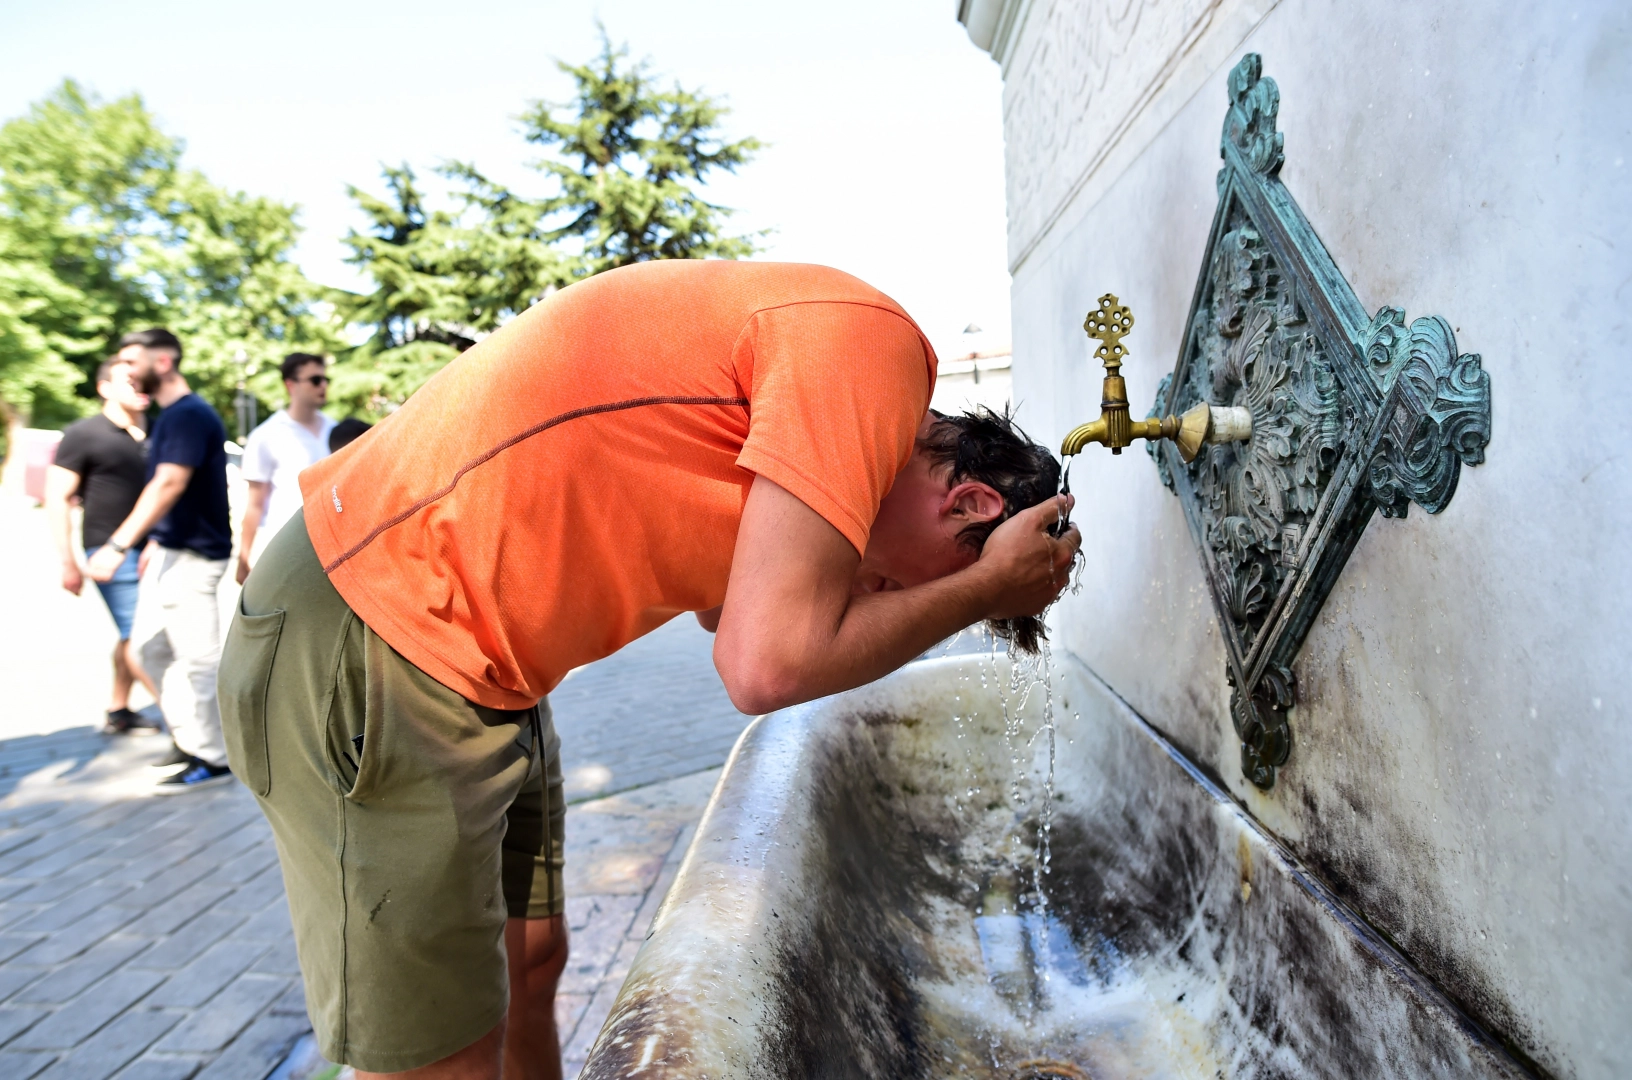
top-left (297, 375), bottom-right (329, 387)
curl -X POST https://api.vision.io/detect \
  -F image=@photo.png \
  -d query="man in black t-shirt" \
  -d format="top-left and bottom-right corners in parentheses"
top-left (46, 356), bottom-right (162, 733)
top-left (88, 329), bottom-right (235, 793)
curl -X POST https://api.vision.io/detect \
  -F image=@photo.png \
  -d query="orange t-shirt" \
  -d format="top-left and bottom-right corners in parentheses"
top-left (299, 261), bottom-right (937, 710)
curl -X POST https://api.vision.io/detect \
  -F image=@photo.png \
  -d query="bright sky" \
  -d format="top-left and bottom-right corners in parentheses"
top-left (0, 0), bottom-right (1010, 359)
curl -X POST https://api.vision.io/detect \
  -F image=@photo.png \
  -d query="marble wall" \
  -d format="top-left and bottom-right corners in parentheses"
top-left (964, 1), bottom-right (1632, 1076)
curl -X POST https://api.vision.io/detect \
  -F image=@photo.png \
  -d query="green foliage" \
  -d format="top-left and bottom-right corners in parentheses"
top-left (0, 81), bottom-right (335, 431)
top-left (522, 32), bottom-right (764, 270)
top-left (332, 30), bottom-right (762, 417)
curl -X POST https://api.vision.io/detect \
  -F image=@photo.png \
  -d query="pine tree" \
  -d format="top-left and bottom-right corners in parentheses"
top-left (521, 30), bottom-right (764, 272)
top-left (331, 31), bottom-right (763, 417)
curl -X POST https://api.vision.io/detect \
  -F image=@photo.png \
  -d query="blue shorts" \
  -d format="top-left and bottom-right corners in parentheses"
top-left (90, 546), bottom-right (142, 640)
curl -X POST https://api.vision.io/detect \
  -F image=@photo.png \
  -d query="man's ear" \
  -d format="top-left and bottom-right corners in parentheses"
top-left (941, 480), bottom-right (1005, 524)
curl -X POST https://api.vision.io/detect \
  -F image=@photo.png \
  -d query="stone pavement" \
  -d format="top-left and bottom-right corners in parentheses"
top-left (0, 494), bottom-right (750, 1079)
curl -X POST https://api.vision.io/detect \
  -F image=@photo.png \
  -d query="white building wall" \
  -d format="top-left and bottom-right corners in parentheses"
top-left (967, 1), bottom-right (1632, 1076)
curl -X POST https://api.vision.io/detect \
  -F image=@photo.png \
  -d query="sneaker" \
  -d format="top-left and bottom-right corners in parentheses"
top-left (151, 743), bottom-right (191, 769)
top-left (103, 708), bottom-right (142, 735)
top-left (128, 709), bottom-right (166, 734)
top-left (155, 758), bottom-right (233, 794)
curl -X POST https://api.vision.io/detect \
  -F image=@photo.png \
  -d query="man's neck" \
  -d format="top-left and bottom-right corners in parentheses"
top-left (286, 400), bottom-right (323, 432)
top-left (155, 373), bottom-right (190, 409)
top-left (102, 399), bottom-right (140, 431)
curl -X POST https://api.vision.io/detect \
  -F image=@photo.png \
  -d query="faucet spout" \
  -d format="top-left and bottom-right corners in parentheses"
top-left (1059, 293), bottom-right (1251, 463)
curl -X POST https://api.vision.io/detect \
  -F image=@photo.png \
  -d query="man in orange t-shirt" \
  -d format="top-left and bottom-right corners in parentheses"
top-left (220, 261), bottom-right (1078, 1079)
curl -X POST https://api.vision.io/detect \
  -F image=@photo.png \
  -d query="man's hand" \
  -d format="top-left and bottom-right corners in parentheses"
top-left (86, 544), bottom-right (127, 583)
top-left (138, 539), bottom-right (157, 579)
top-left (61, 560), bottom-right (85, 596)
top-left (966, 495), bottom-right (1080, 620)
top-left (93, 462), bottom-right (192, 582)
top-left (712, 477), bottom-right (1080, 715)
top-left (235, 554), bottom-right (252, 586)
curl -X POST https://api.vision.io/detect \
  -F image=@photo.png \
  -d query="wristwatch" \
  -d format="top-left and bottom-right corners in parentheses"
top-left (107, 539), bottom-right (129, 556)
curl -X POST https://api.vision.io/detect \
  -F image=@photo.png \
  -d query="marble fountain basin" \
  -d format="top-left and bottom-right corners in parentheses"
top-left (580, 654), bottom-right (1528, 1079)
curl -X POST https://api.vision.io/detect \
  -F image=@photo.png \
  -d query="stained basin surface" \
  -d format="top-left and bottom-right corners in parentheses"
top-left (582, 655), bottom-right (1528, 1079)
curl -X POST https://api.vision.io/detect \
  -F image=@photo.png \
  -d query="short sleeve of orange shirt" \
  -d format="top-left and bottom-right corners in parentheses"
top-left (299, 261), bottom-right (937, 710)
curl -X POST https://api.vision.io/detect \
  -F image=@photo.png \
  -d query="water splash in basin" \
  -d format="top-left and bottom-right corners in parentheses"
top-left (581, 655), bottom-right (1532, 1080)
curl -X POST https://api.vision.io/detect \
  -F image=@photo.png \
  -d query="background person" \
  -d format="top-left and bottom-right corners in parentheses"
top-left (88, 328), bottom-right (235, 793)
top-left (44, 356), bottom-right (163, 733)
top-left (327, 417), bottom-right (372, 453)
top-left (224, 261), bottom-right (1078, 1079)
top-left (236, 353), bottom-right (335, 585)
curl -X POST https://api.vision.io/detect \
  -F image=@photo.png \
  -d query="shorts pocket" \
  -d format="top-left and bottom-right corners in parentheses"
top-left (219, 606), bottom-right (285, 797)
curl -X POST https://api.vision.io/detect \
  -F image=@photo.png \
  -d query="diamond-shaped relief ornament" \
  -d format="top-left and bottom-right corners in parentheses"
top-left (1148, 54), bottom-right (1493, 790)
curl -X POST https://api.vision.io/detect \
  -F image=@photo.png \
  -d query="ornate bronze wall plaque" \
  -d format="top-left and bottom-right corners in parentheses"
top-left (1150, 54), bottom-right (1493, 789)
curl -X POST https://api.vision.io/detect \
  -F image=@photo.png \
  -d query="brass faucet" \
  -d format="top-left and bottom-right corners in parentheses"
top-left (1059, 293), bottom-right (1251, 461)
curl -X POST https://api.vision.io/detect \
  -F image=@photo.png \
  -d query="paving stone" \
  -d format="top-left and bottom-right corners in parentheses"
top-left (555, 992), bottom-right (592, 1045)
top-left (0, 903), bottom-right (39, 931)
top-left (145, 941), bottom-right (270, 1009)
top-left (210, 869), bottom-right (283, 915)
top-left (0, 1003), bottom-right (49, 1045)
top-left (0, 932), bottom-right (45, 963)
top-left (0, 1049), bottom-right (57, 1078)
top-left (14, 935), bottom-right (150, 1004)
top-left (9, 968), bottom-right (164, 1049)
top-left (561, 979), bottom-right (621, 1067)
top-left (5, 859), bottom-right (117, 905)
top-left (152, 974), bottom-right (288, 1054)
top-left (119, 885), bottom-right (234, 939)
top-left (0, 879), bottom-right (34, 903)
top-left (10, 882), bottom-right (131, 933)
top-left (191, 847), bottom-right (277, 889)
top-left (110, 1054), bottom-right (205, 1080)
top-left (187, 827), bottom-right (265, 871)
top-left (108, 860), bottom-right (220, 912)
top-left (34, 1006), bottom-right (183, 1080)
top-left (100, 831), bottom-right (192, 873)
top-left (126, 913), bottom-right (245, 972)
top-left (7, 837), bottom-right (117, 882)
top-left (190, 1012), bottom-right (309, 1080)
top-left (629, 826), bottom-right (695, 940)
top-left (0, 806), bottom-right (60, 831)
top-left (245, 938), bottom-right (299, 978)
top-left (266, 981), bottom-right (306, 1018)
top-left (228, 900), bottom-right (289, 945)
top-left (559, 894), bottom-right (644, 995)
top-left (9, 905), bottom-right (138, 966)
top-left (0, 963), bottom-right (43, 1003)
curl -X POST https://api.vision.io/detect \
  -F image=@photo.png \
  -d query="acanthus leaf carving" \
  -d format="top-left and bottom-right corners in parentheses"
top-left (1152, 54), bottom-right (1492, 790)
top-left (1366, 316), bottom-right (1492, 518)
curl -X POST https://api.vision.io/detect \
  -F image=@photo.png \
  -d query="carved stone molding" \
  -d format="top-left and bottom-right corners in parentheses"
top-left (996, 0), bottom-right (1229, 267)
top-left (1150, 53), bottom-right (1493, 790)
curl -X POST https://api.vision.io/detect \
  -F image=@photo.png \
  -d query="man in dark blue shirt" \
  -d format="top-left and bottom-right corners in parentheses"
top-left (88, 328), bottom-right (235, 793)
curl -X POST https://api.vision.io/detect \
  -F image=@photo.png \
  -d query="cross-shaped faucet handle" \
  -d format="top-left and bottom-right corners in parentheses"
top-left (1084, 293), bottom-right (1134, 369)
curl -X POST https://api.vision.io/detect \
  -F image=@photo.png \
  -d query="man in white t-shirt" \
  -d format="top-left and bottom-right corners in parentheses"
top-left (236, 353), bottom-right (336, 584)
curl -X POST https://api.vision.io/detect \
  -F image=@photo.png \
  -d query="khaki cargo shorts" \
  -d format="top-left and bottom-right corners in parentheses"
top-left (219, 511), bottom-right (565, 1073)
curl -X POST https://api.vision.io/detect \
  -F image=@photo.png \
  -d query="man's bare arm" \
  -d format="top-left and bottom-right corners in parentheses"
top-left (86, 463), bottom-right (192, 582)
top-left (236, 480), bottom-right (270, 584)
top-left (712, 475), bottom-right (1078, 714)
top-left (44, 465), bottom-right (84, 595)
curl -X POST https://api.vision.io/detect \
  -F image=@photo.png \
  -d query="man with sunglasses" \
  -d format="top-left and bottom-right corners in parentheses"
top-left (236, 354), bottom-right (336, 585)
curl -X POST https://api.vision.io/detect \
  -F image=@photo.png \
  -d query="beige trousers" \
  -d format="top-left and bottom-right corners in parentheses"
top-left (132, 546), bottom-right (228, 766)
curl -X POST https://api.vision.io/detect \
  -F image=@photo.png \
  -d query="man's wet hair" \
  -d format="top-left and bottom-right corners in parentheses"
top-left (119, 328), bottom-right (182, 365)
top-left (281, 352), bottom-right (326, 382)
top-left (920, 406), bottom-right (1065, 653)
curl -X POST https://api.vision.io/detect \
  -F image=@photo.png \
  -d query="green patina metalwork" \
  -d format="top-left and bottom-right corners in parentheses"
top-left (1149, 54), bottom-right (1493, 790)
